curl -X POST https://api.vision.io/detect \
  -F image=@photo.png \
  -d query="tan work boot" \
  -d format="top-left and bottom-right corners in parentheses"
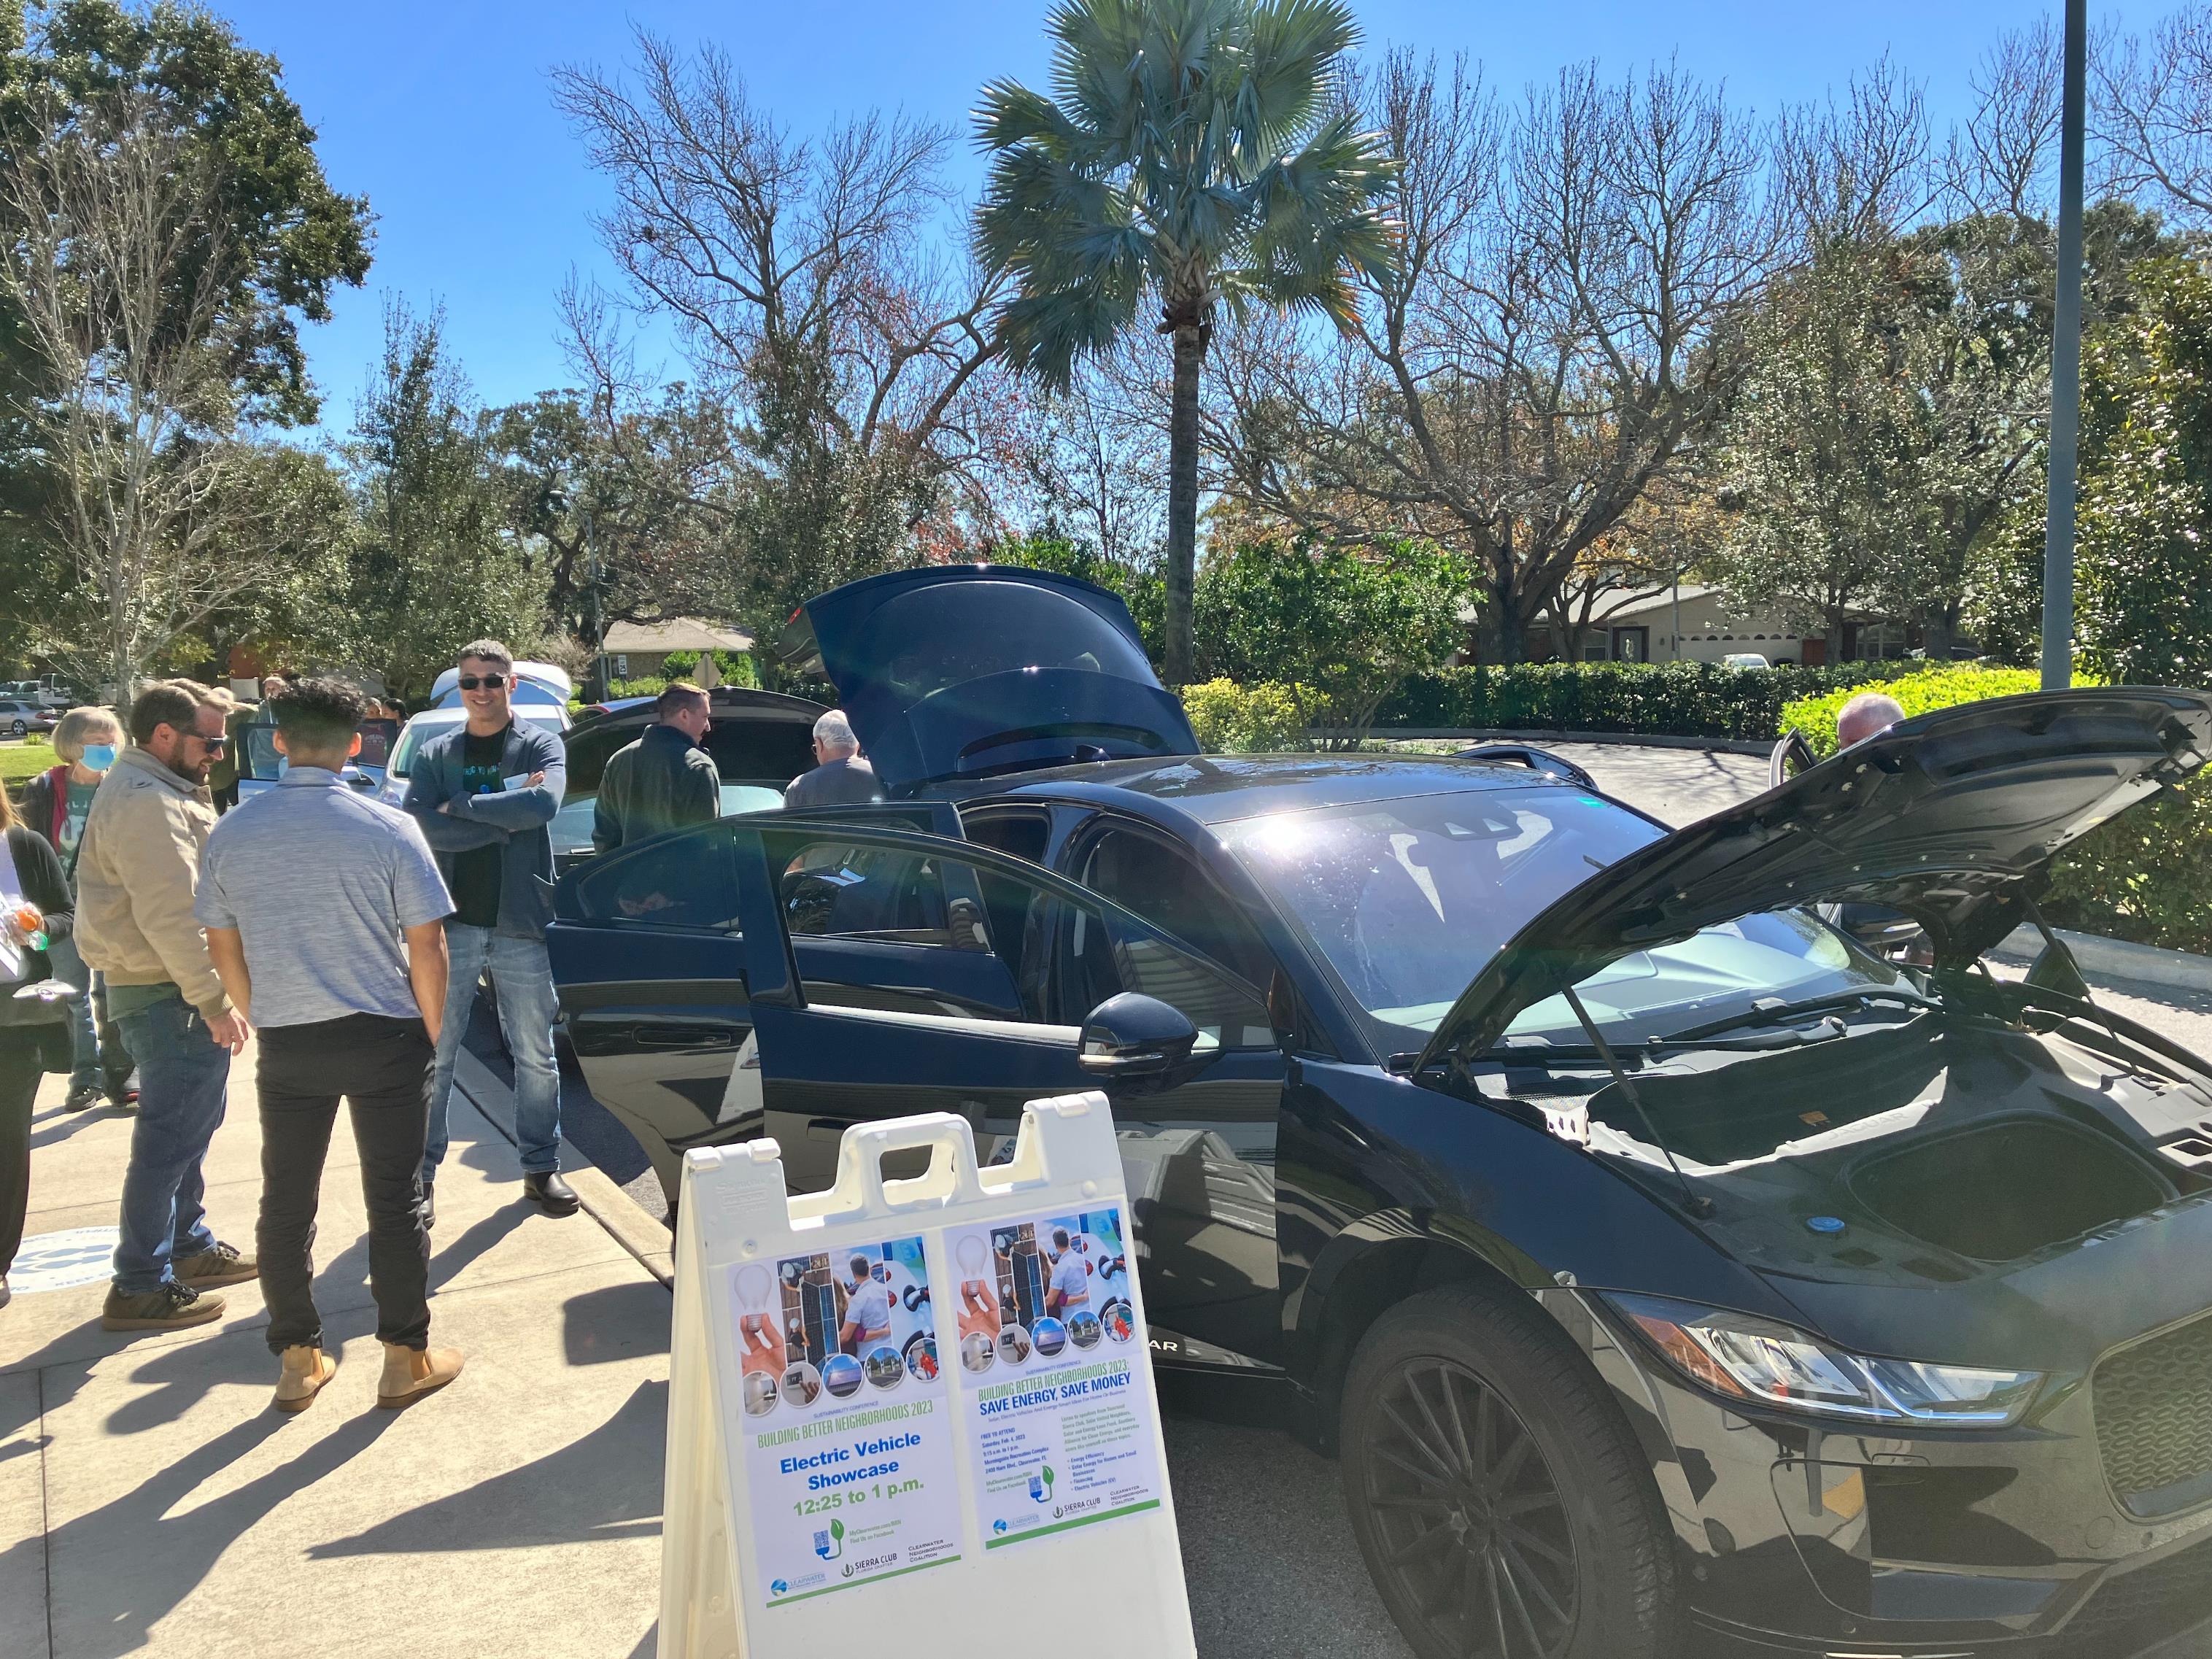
top-left (273, 1345), bottom-right (338, 1413)
top-left (376, 1342), bottom-right (464, 1409)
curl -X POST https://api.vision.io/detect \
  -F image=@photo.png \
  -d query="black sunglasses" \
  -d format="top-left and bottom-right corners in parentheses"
top-left (188, 733), bottom-right (229, 751)
top-left (455, 673), bottom-right (508, 690)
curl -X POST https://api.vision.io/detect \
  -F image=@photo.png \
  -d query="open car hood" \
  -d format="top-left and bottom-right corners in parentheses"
top-left (1418, 688), bottom-right (2212, 1067)
top-left (778, 565), bottom-right (1199, 794)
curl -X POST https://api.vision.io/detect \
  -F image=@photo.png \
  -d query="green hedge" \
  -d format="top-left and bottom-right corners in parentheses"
top-left (1375, 660), bottom-right (1935, 740)
top-left (1779, 665), bottom-right (2087, 756)
top-left (1183, 679), bottom-right (1306, 753)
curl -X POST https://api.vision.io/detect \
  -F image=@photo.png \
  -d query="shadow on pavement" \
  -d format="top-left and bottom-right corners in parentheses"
top-left (9, 1405), bottom-right (394, 1658)
top-left (308, 1376), bottom-right (665, 1558)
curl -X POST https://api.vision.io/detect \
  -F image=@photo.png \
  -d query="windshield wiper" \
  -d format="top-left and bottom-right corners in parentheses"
top-left (1654, 988), bottom-right (1939, 1048)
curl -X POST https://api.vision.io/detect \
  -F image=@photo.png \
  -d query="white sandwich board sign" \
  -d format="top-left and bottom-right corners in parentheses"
top-left (659, 1094), bottom-right (1197, 1659)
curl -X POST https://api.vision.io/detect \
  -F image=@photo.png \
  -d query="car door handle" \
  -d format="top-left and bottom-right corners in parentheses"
top-left (635, 1026), bottom-right (730, 1050)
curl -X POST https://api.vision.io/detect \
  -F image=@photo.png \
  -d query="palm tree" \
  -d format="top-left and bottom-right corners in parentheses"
top-left (975, 0), bottom-right (1398, 684)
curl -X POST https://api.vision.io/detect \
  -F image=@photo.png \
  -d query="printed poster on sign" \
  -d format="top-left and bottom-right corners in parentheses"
top-left (730, 1234), bottom-right (961, 1607)
top-left (951, 1204), bottom-right (1161, 1549)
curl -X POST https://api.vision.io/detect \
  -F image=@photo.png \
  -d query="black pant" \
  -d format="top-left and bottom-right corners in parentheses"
top-left (0, 1028), bottom-right (42, 1277)
top-left (212, 781), bottom-right (239, 814)
top-left (256, 1013), bottom-right (434, 1353)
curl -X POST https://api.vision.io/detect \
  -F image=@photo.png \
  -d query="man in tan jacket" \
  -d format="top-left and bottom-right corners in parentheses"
top-left (77, 681), bottom-right (259, 1332)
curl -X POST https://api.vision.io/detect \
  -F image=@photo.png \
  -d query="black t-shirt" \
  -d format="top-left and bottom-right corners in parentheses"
top-left (450, 726), bottom-right (511, 929)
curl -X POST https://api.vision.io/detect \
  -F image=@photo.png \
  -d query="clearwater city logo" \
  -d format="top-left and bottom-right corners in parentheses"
top-left (771, 1579), bottom-right (788, 1597)
top-left (993, 1518), bottom-right (1008, 1534)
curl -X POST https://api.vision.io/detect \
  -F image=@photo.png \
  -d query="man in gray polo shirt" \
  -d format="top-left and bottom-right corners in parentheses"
top-left (197, 679), bottom-right (465, 1414)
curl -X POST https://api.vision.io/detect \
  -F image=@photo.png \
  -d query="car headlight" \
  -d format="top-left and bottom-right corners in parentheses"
top-left (1606, 1293), bottom-right (2042, 1427)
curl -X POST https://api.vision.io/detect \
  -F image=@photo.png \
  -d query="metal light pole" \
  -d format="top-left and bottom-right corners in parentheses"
top-left (582, 506), bottom-right (606, 703)
top-left (2042, 0), bottom-right (2089, 690)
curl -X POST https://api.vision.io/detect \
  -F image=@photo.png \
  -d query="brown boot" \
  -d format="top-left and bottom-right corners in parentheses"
top-left (273, 1345), bottom-right (338, 1413)
top-left (376, 1341), bottom-right (464, 1408)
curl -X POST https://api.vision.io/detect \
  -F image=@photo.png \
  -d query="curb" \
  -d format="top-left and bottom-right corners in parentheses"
top-left (1361, 728), bottom-right (1776, 756)
top-left (1992, 926), bottom-right (2212, 995)
top-left (452, 1048), bottom-right (674, 1287)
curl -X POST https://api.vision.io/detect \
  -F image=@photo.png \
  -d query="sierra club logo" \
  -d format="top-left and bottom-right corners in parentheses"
top-left (813, 1518), bottom-right (845, 1561)
top-left (1027, 1464), bottom-right (1056, 1505)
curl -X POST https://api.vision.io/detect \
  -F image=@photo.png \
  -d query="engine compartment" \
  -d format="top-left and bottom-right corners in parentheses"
top-left (1558, 1012), bottom-right (2212, 1284)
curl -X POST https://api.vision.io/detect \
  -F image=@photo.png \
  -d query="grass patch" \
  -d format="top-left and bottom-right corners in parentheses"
top-left (0, 739), bottom-right (56, 794)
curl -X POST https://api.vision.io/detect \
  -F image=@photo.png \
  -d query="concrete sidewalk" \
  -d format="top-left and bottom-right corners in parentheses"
top-left (0, 1038), bottom-right (669, 1659)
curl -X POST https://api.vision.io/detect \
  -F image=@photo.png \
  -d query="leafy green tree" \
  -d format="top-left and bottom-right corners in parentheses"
top-left (2071, 258), bottom-right (2212, 685)
top-left (0, 0), bottom-right (371, 427)
top-left (347, 301), bottom-right (546, 702)
top-left (1712, 234), bottom-right (1925, 660)
top-left (1192, 539), bottom-right (1466, 740)
top-left (974, 0), bottom-right (1399, 684)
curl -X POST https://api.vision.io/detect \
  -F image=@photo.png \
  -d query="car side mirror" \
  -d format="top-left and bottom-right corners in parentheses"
top-left (1079, 993), bottom-right (1199, 1084)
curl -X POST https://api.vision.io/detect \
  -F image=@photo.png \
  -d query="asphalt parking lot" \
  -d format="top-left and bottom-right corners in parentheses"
top-left (511, 741), bottom-right (2212, 1658)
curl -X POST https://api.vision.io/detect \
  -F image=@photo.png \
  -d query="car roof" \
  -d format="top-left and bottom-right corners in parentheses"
top-left (944, 753), bottom-right (1565, 827)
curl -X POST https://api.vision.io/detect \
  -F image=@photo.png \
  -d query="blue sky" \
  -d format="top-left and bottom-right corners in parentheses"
top-left (213, 0), bottom-right (2163, 431)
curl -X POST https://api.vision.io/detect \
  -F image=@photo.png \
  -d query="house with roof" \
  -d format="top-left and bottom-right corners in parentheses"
top-left (598, 618), bottom-right (756, 684)
top-left (1462, 585), bottom-right (1918, 666)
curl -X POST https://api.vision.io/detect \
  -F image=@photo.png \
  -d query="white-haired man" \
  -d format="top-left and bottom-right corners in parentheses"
top-left (783, 710), bottom-right (881, 809)
top-left (1836, 691), bottom-right (1906, 749)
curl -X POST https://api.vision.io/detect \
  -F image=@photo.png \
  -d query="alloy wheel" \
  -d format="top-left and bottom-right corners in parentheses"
top-left (1360, 1356), bottom-right (1579, 1658)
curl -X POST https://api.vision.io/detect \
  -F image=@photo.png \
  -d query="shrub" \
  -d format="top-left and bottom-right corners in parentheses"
top-left (660, 650), bottom-right (699, 676)
top-left (1195, 541), bottom-right (1466, 740)
top-left (1779, 665), bottom-right (2092, 757)
top-left (1377, 660), bottom-right (1936, 740)
top-left (1182, 679), bottom-right (1307, 753)
top-left (605, 676), bottom-right (669, 700)
top-left (2048, 783), bottom-right (2212, 954)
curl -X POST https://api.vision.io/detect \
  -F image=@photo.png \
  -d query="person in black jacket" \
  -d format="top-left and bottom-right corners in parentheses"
top-left (0, 786), bottom-right (75, 1309)
top-left (591, 682), bottom-right (720, 854)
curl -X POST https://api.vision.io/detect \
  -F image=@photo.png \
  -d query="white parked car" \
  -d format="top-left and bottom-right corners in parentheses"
top-left (1720, 651), bottom-right (1771, 669)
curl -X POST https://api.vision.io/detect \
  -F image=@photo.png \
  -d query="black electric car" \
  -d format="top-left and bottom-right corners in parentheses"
top-left (547, 565), bottom-right (2212, 1658)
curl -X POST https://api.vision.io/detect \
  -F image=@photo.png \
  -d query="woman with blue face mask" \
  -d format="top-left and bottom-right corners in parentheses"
top-left (20, 709), bottom-right (133, 1112)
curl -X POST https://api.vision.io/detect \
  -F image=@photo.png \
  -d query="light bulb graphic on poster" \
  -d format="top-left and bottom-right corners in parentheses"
top-left (732, 1233), bottom-right (962, 1608)
top-left (948, 1203), bottom-right (1163, 1549)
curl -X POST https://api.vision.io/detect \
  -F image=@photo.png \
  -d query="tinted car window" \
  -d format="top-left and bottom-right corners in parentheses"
top-left (570, 824), bottom-right (742, 930)
top-left (851, 580), bottom-right (1155, 704)
top-left (778, 842), bottom-right (988, 951)
top-left (1075, 825), bottom-right (1275, 988)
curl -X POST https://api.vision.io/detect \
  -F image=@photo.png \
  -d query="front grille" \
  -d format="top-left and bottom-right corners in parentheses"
top-left (2061, 1528), bottom-right (2212, 1653)
top-left (2095, 1315), bottom-right (2212, 1515)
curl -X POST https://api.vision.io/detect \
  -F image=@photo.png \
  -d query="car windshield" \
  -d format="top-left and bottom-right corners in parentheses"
top-left (549, 783), bottom-right (784, 850)
top-left (1221, 786), bottom-right (1903, 1050)
top-left (389, 711), bottom-right (563, 778)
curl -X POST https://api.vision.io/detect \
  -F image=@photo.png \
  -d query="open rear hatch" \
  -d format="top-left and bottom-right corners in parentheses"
top-left (1420, 687), bottom-right (2212, 1067)
top-left (778, 565), bottom-right (1199, 794)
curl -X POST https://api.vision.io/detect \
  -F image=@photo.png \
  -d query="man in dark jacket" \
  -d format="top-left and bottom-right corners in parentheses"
top-left (592, 683), bottom-right (720, 854)
top-left (401, 639), bottom-right (576, 1220)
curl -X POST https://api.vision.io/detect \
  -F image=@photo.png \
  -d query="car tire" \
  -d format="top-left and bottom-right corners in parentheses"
top-left (7, 720), bottom-right (23, 737)
top-left (1339, 1283), bottom-right (1675, 1659)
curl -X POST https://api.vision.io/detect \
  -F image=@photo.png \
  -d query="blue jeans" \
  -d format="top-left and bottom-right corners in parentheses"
top-left (424, 926), bottom-right (561, 1182)
top-left (111, 991), bottom-right (231, 1293)
top-left (46, 933), bottom-right (98, 1090)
